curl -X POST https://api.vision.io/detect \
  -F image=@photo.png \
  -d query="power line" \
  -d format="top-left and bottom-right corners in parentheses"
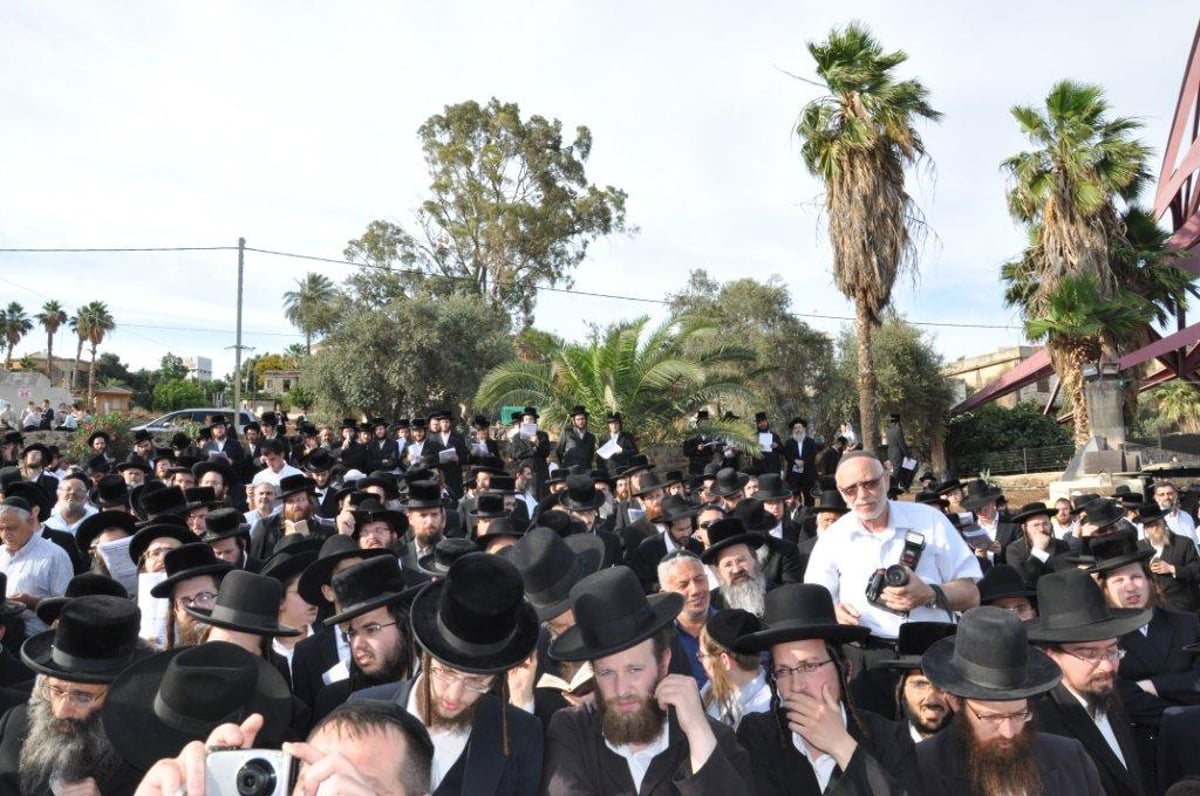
top-left (0, 246), bottom-right (235, 253)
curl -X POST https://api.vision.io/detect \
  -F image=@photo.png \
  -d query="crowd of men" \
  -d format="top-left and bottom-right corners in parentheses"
top-left (2, 404), bottom-right (1200, 794)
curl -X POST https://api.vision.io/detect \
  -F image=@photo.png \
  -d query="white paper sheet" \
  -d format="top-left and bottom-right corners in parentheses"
top-left (137, 572), bottom-right (169, 647)
top-left (97, 536), bottom-right (138, 596)
top-left (597, 438), bottom-right (623, 460)
top-left (758, 432), bottom-right (774, 452)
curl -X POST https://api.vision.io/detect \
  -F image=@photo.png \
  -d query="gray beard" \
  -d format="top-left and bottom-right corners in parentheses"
top-left (20, 682), bottom-right (123, 792)
top-left (722, 571), bottom-right (767, 617)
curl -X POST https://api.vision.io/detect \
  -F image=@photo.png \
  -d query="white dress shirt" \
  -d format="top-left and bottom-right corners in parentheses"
top-left (1065, 684), bottom-right (1127, 768)
top-left (406, 676), bottom-right (471, 791)
top-left (604, 719), bottom-right (670, 792)
top-left (1165, 509), bottom-right (1198, 548)
top-left (0, 532), bottom-right (73, 635)
top-left (792, 705), bottom-right (848, 791)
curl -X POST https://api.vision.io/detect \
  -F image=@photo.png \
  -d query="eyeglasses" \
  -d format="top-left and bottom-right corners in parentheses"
top-left (967, 703), bottom-right (1032, 726)
top-left (345, 621), bottom-right (398, 642)
top-left (997, 603), bottom-right (1035, 618)
top-left (771, 659), bottom-right (833, 680)
top-left (143, 545), bottom-right (177, 560)
top-left (837, 477), bottom-right (883, 499)
top-left (177, 591), bottom-right (217, 608)
top-left (42, 682), bottom-right (106, 709)
top-left (429, 664), bottom-right (492, 694)
top-left (1062, 645), bottom-right (1125, 666)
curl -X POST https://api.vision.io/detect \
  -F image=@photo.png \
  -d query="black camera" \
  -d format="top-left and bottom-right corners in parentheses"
top-left (864, 531), bottom-right (926, 613)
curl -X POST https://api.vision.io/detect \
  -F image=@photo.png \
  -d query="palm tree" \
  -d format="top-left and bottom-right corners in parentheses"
top-left (35, 300), bottom-right (68, 384)
top-left (1151, 382), bottom-right (1200, 434)
top-left (795, 22), bottom-right (941, 453)
top-left (475, 314), bottom-right (765, 448)
top-left (76, 301), bottom-right (116, 411)
top-left (282, 273), bottom-right (341, 355)
top-left (1001, 80), bottom-right (1156, 445)
top-left (68, 311), bottom-right (85, 391)
top-left (1, 302), bottom-right (33, 370)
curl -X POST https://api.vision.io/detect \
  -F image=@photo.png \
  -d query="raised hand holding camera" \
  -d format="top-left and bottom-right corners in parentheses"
top-left (864, 531), bottom-right (932, 615)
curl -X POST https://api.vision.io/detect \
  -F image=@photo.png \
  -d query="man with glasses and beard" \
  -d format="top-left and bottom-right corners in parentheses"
top-left (0, 595), bottom-right (148, 794)
top-left (543, 566), bottom-right (752, 794)
top-left (703, 517), bottom-right (770, 617)
top-left (248, 473), bottom-right (331, 559)
top-left (354, 552), bottom-right (542, 794)
top-left (880, 622), bottom-right (958, 742)
top-left (916, 605), bottom-right (1104, 795)
top-left (1028, 568), bottom-right (1154, 796)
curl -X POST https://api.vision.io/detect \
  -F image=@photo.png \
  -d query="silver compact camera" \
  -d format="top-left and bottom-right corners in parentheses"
top-left (206, 749), bottom-right (294, 796)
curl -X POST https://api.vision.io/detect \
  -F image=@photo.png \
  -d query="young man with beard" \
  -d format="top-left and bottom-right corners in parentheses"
top-left (0, 595), bottom-right (148, 794)
top-left (1138, 503), bottom-right (1200, 611)
top-left (619, 471), bottom-right (671, 567)
top-left (879, 621), bottom-right (958, 741)
top-left (354, 553), bottom-right (543, 794)
top-left (916, 605), bottom-right (1104, 795)
top-left (544, 565), bottom-right (752, 794)
top-left (1028, 568), bottom-right (1154, 796)
top-left (151, 543), bottom-right (233, 649)
top-left (353, 497), bottom-right (408, 555)
top-left (555, 405), bottom-right (597, 472)
top-left (734, 583), bottom-right (922, 795)
top-left (248, 473), bottom-right (331, 559)
top-left (703, 517), bottom-right (770, 617)
top-left (632, 494), bottom-right (704, 593)
top-left (1153, 482), bottom-right (1198, 548)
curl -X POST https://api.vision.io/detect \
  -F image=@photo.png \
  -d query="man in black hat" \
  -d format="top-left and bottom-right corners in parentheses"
top-left (781, 418), bottom-right (819, 507)
top-left (555, 405), bottom-right (597, 472)
top-left (733, 498), bottom-right (807, 588)
top-left (544, 566), bottom-right (752, 793)
top-left (1028, 568), bottom-right (1153, 796)
top-left (0, 595), bottom-right (147, 794)
top-left (977, 563), bottom-right (1039, 619)
top-left (734, 583), bottom-right (921, 795)
top-left (432, 411), bottom-right (470, 499)
top-left (632, 494), bottom-right (704, 593)
top-left (1004, 501), bottom-right (1073, 587)
top-left (354, 497), bottom-right (408, 555)
top-left (250, 437), bottom-right (303, 489)
top-left (961, 478), bottom-right (1019, 567)
top-left (1139, 503), bottom-right (1200, 612)
top-left (201, 506), bottom-right (261, 572)
top-left (399, 480), bottom-right (451, 573)
top-left (153, 543), bottom-right (233, 649)
top-left (598, 412), bottom-right (638, 474)
top-left (506, 406), bottom-right (550, 497)
top-left (885, 413), bottom-right (912, 491)
top-left (363, 417), bottom-right (400, 474)
top-left (615, 469), bottom-right (670, 565)
top-left (917, 605), bottom-right (1104, 795)
top-left (202, 412), bottom-right (245, 465)
top-left (750, 411), bottom-right (782, 478)
top-left (248, 473), bottom-right (331, 559)
top-left (879, 622), bottom-right (957, 742)
top-left (682, 410), bottom-right (717, 476)
top-left (354, 553), bottom-right (543, 794)
top-left (18, 443), bottom-right (58, 496)
top-left (703, 517), bottom-right (771, 617)
top-left (752, 473), bottom-right (803, 544)
top-left (799, 488), bottom-right (849, 555)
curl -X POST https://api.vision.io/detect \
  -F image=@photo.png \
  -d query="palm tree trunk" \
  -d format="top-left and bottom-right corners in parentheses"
top-left (1049, 341), bottom-right (1091, 448)
top-left (72, 338), bottom-right (84, 391)
top-left (305, 331), bottom-right (312, 357)
top-left (46, 332), bottom-right (54, 382)
top-left (87, 343), bottom-right (98, 412)
top-left (4, 343), bottom-right (12, 371)
top-left (855, 301), bottom-right (879, 455)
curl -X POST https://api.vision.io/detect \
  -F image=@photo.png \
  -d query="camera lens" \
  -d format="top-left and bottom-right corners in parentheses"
top-left (884, 565), bottom-right (909, 587)
top-left (236, 759), bottom-right (277, 796)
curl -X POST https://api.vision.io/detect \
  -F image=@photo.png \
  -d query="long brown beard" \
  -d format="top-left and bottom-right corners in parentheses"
top-left (20, 682), bottom-right (122, 792)
top-left (416, 673), bottom-right (482, 731)
top-left (283, 502), bottom-right (313, 524)
top-left (953, 710), bottom-right (1042, 796)
top-left (177, 613), bottom-right (209, 647)
top-left (597, 693), bottom-right (667, 746)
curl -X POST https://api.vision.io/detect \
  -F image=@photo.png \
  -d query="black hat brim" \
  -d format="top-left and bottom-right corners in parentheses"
top-left (184, 605), bottom-right (303, 637)
top-left (33, 597), bottom-right (69, 626)
top-left (260, 550), bottom-right (321, 585)
top-left (323, 583), bottom-right (425, 627)
top-left (409, 581), bottom-right (540, 674)
top-left (1010, 507), bottom-right (1054, 524)
top-left (709, 475), bottom-right (751, 498)
top-left (102, 644), bottom-right (293, 771)
top-left (297, 548), bottom-right (393, 606)
top-left (128, 523), bottom-right (196, 565)
top-left (1025, 606), bottom-right (1153, 644)
top-left (527, 535), bottom-right (606, 622)
top-left (150, 563), bottom-right (235, 598)
top-left (700, 533), bottom-right (764, 565)
top-left (549, 592), bottom-right (684, 663)
top-left (738, 620), bottom-right (870, 652)
top-left (21, 630), bottom-right (142, 684)
top-left (1087, 548), bottom-right (1155, 575)
top-left (920, 635), bottom-right (1062, 700)
top-left (962, 490), bottom-right (1003, 510)
top-left (558, 492), bottom-right (606, 512)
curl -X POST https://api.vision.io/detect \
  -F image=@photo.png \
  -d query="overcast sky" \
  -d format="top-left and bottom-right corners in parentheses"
top-left (2, 2), bottom-right (1196, 383)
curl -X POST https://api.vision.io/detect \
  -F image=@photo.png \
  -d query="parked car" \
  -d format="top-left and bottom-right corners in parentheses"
top-left (130, 408), bottom-right (258, 438)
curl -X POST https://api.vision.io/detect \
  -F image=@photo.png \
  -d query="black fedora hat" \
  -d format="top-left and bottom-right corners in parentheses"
top-left (137, 485), bottom-right (188, 521)
top-left (0, 573), bottom-right (27, 619)
top-left (180, 487), bottom-right (220, 513)
top-left (469, 492), bottom-right (507, 519)
top-left (879, 622), bottom-right (958, 670)
top-left (914, 490), bottom-right (949, 509)
top-left (192, 458), bottom-right (235, 485)
top-left (520, 406), bottom-right (540, 419)
top-left (200, 507), bottom-right (251, 543)
top-left (297, 535), bottom-right (392, 607)
top-left (418, 538), bottom-right (480, 578)
top-left (1026, 568), bottom-right (1152, 643)
top-left (102, 641), bottom-right (292, 771)
top-left (738, 584), bottom-right (870, 651)
top-left (410, 552), bottom-right (539, 674)
top-left (474, 516), bottom-right (525, 547)
top-left (259, 536), bottom-right (322, 585)
top-left (117, 454), bottom-right (152, 474)
top-left (731, 498), bottom-right (776, 534)
top-left (127, 522), bottom-right (194, 566)
top-left (1136, 504), bottom-right (1168, 525)
top-left (548, 566), bottom-right (683, 662)
top-left (22, 595), bottom-right (143, 684)
top-left (185, 570), bottom-right (302, 637)
top-left (751, 473), bottom-right (792, 502)
top-left (150, 543), bottom-right (234, 598)
top-left (1085, 529), bottom-right (1154, 575)
top-left (558, 474), bottom-right (606, 511)
top-left (1011, 501), bottom-right (1054, 525)
top-left (1, 430), bottom-right (22, 446)
top-left (76, 510), bottom-right (138, 554)
top-left (705, 609), bottom-right (763, 655)
top-left (813, 489), bottom-right (849, 515)
top-left (304, 449), bottom-right (336, 473)
top-left (5, 480), bottom-right (51, 519)
top-left (35, 573), bottom-right (129, 627)
top-left (615, 454), bottom-right (653, 478)
top-left (961, 479), bottom-right (1003, 511)
top-left (353, 499), bottom-right (409, 537)
top-left (1080, 498), bottom-right (1124, 529)
top-left (359, 473), bottom-right (400, 500)
top-left (660, 494), bottom-right (702, 525)
top-left (277, 474), bottom-right (316, 500)
top-left (508, 527), bottom-right (605, 621)
top-left (325, 556), bottom-right (421, 626)
top-left (699, 517), bottom-right (764, 565)
top-left (404, 480), bottom-right (450, 510)
top-left (569, 404), bottom-right (588, 418)
top-left (710, 467), bottom-right (750, 498)
top-left (935, 478), bottom-right (963, 496)
top-left (977, 564), bottom-right (1037, 604)
top-left (922, 606), bottom-right (1060, 700)
top-left (86, 430), bottom-right (111, 447)
top-left (631, 470), bottom-right (673, 497)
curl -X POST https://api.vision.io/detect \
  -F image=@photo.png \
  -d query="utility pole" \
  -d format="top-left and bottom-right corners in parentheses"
top-left (231, 237), bottom-right (246, 413)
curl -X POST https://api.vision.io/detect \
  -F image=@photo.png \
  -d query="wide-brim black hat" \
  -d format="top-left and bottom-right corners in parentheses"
top-left (35, 573), bottom-right (129, 626)
top-left (297, 535), bottom-right (393, 607)
top-left (660, 495), bottom-right (702, 525)
top-left (961, 480), bottom-right (1003, 510)
top-left (192, 459), bottom-right (234, 485)
top-left (935, 478), bottom-right (963, 496)
top-left (977, 564), bottom-right (1038, 604)
top-left (509, 528), bottom-right (606, 621)
top-left (76, 510), bottom-right (138, 554)
top-left (751, 473), bottom-right (792, 501)
top-left (738, 584), bottom-right (870, 651)
top-left (404, 480), bottom-right (452, 509)
top-left (710, 468), bottom-right (750, 498)
top-left (185, 570), bottom-right (302, 637)
top-left (410, 553), bottom-right (540, 674)
top-left (200, 507), bottom-right (251, 543)
top-left (732, 498), bottom-right (776, 533)
top-left (814, 489), bottom-right (849, 515)
top-left (418, 538), bottom-right (481, 578)
top-left (86, 430), bottom-right (111, 446)
top-left (1079, 498), bottom-right (1124, 529)
top-left (150, 544), bottom-right (235, 598)
top-left (469, 492), bottom-right (507, 519)
top-left (127, 522), bottom-right (195, 566)
top-left (549, 566), bottom-right (683, 662)
top-left (1026, 568), bottom-right (1152, 643)
top-left (475, 516), bottom-right (525, 546)
top-left (22, 595), bottom-right (144, 684)
top-left (558, 475), bottom-right (606, 511)
top-left (1011, 501), bottom-right (1054, 525)
top-left (260, 547), bottom-right (321, 586)
top-left (879, 622), bottom-right (958, 670)
top-left (700, 518), bottom-right (764, 564)
top-left (324, 556), bottom-right (424, 627)
top-left (922, 606), bottom-right (1061, 700)
top-left (1085, 529), bottom-right (1155, 575)
top-left (277, 474), bottom-right (316, 500)
top-left (0, 572), bottom-right (26, 619)
top-left (102, 641), bottom-right (292, 771)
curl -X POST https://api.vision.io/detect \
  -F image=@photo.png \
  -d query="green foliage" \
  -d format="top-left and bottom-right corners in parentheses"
top-left (1, 301), bottom-right (33, 370)
top-left (35, 300), bottom-right (68, 383)
top-left (158, 353), bottom-right (189, 381)
top-left (305, 294), bottom-right (514, 421)
top-left (153, 379), bottom-right (207, 412)
top-left (283, 383), bottom-right (315, 413)
top-left (66, 412), bottom-right (139, 464)
top-left (283, 273), bottom-right (343, 354)
top-left (343, 98), bottom-right (632, 324)
top-left (1144, 382), bottom-right (1200, 435)
top-left (946, 402), bottom-right (1072, 472)
top-left (475, 314), bottom-right (763, 449)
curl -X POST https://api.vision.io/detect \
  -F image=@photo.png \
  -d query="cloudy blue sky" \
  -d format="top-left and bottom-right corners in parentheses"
top-left (2, 2), bottom-right (1196, 381)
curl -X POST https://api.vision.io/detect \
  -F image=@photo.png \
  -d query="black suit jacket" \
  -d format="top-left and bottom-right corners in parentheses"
top-left (363, 437), bottom-right (400, 473)
top-left (752, 430), bottom-right (784, 476)
top-left (290, 626), bottom-right (342, 715)
top-left (41, 526), bottom-right (87, 575)
top-left (1002, 534), bottom-right (1071, 588)
top-left (781, 436), bottom-right (819, 491)
top-left (1036, 682), bottom-right (1149, 796)
top-left (352, 678), bottom-right (543, 796)
top-left (1117, 606), bottom-right (1200, 728)
top-left (736, 706), bottom-right (922, 795)
top-left (619, 517), bottom-right (659, 566)
top-left (632, 533), bottom-right (704, 593)
top-left (917, 723), bottom-right (1104, 795)
top-left (759, 535), bottom-right (807, 587)
top-left (1141, 535), bottom-right (1200, 612)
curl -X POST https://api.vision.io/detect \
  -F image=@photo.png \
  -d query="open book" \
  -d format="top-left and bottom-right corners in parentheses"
top-left (537, 661), bottom-right (595, 696)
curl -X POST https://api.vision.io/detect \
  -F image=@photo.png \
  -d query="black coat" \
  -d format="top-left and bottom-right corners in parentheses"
top-left (735, 706), bottom-right (922, 796)
top-left (917, 722), bottom-right (1104, 795)
top-left (41, 527), bottom-right (88, 575)
top-left (598, 431), bottom-right (638, 474)
top-left (363, 437), bottom-right (400, 473)
top-left (1117, 606), bottom-right (1200, 727)
top-left (555, 427), bottom-right (597, 471)
top-left (290, 625), bottom-right (342, 716)
top-left (435, 431), bottom-right (470, 499)
top-left (1002, 534), bottom-right (1072, 588)
top-left (760, 535), bottom-right (807, 587)
top-left (352, 678), bottom-right (543, 796)
top-left (543, 700), bottom-right (752, 795)
top-left (1140, 535), bottom-right (1200, 612)
top-left (619, 517), bottom-right (659, 567)
top-left (1036, 682), bottom-right (1149, 796)
top-left (752, 430), bottom-right (784, 477)
top-left (781, 436), bottom-right (819, 493)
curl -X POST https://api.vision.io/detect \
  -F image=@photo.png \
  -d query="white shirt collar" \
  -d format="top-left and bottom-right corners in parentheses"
top-left (792, 704), bottom-right (848, 791)
top-left (604, 720), bottom-right (669, 792)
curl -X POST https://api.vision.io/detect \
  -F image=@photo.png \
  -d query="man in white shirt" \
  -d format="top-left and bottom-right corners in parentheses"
top-left (42, 474), bottom-right (96, 535)
top-left (249, 438), bottom-right (302, 488)
top-left (1153, 482), bottom-right (1198, 548)
top-left (0, 496), bottom-right (73, 634)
